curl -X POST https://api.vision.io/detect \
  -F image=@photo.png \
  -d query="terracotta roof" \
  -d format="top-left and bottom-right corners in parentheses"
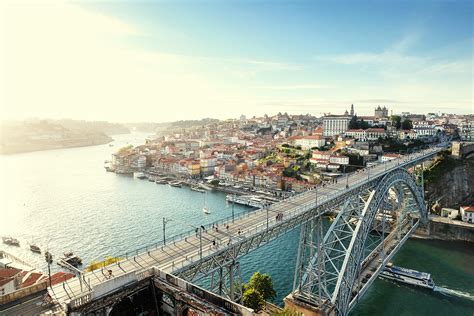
top-left (0, 268), bottom-right (21, 279)
top-left (462, 206), bottom-right (474, 212)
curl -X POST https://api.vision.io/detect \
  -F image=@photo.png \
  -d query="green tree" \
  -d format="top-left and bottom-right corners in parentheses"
top-left (401, 119), bottom-right (413, 130)
top-left (391, 115), bottom-right (402, 130)
top-left (210, 179), bottom-right (220, 186)
top-left (242, 288), bottom-right (264, 311)
top-left (349, 115), bottom-right (359, 129)
top-left (246, 272), bottom-right (276, 301)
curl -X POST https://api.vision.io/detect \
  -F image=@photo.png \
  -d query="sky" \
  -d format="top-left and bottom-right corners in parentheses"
top-left (0, 0), bottom-right (472, 123)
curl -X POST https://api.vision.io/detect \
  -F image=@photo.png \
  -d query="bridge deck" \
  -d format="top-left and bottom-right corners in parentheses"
top-left (48, 146), bottom-right (444, 309)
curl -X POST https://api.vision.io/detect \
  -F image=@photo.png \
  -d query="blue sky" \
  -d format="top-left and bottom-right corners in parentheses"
top-left (1, 0), bottom-right (472, 122)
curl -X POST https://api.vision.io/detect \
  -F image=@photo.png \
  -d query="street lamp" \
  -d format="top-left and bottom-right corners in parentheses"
top-left (44, 251), bottom-right (53, 289)
top-left (163, 217), bottom-right (172, 245)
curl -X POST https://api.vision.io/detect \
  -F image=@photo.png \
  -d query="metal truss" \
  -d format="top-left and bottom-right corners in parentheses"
top-left (293, 168), bottom-right (428, 316)
top-left (209, 261), bottom-right (243, 302)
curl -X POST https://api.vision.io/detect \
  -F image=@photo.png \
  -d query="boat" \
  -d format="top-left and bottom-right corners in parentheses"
top-left (191, 186), bottom-right (206, 193)
top-left (203, 192), bottom-right (211, 214)
top-left (29, 244), bottom-right (41, 254)
top-left (379, 263), bottom-right (435, 290)
top-left (133, 172), bottom-right (146, 179)
top-left (169, 181), bottom-right (182, 188)
top-left (2, 237), bottom-right (20, 247)
top-left (155, 178), bottom-right (168, 184)
top-left (226, 194), bottom-right (266, 208)
top-left (58, 252), bottom-right (83, 268)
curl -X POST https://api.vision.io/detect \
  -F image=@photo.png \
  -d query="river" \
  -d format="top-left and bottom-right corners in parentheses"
top-left (0, 133), bottom-right (472, 315)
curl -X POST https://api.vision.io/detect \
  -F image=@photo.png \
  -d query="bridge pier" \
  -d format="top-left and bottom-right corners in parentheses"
top-left (284, 293), bottom-right (335, 316)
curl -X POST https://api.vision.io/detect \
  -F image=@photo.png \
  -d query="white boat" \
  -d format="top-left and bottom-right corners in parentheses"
top-left (191, 186), bottom-right (206, 193)
top-left (133, 172), bottom-right (146, 179)
top-left (379, 263), bottom-right (435, 290)
top-left (203, 192), bottom-right (211, 214)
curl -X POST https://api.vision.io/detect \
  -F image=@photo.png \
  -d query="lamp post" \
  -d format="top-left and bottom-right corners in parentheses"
top-left (163, 217), bottom-right (172, 246)
top-left (44, 251), bottom-right (53, 289)
top-left (232, 193), bottom-right (235, 223)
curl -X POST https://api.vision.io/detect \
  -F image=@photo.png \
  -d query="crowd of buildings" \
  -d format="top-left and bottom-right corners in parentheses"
top-left (109, 105), bottom-right (473, 193)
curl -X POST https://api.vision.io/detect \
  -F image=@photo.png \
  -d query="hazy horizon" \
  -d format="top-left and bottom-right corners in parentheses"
top-left (1, 0), bottom-right (472, 122)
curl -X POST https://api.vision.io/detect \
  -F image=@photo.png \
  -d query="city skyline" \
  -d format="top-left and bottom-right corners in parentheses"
top-left (1, 0), bottom-right (472, 123)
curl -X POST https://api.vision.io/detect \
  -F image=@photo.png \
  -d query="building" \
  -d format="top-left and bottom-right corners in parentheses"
top-left (294, 135), bottom-right (326, 150)
top-left (322, 115), bottom-right (352, 137)
top-left (345, 128), bottom-right (386, 141)
top-left (374, 106), bottom-right (389, 118)
top-left (380, 153), bottom-right (401, 162)
top-left (460, 206), bottom-right (474, 223)
top-left (459, 121), bottom-right (474, 141)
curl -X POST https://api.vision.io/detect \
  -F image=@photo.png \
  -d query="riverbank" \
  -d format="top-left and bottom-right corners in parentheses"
top-left (413, 216), bottom-right (474, 242)
top-left (0, 137), bottom-right (113, 155)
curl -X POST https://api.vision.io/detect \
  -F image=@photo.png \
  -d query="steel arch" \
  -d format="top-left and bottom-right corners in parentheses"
top-left (294, 168), bottom-right (427, 316)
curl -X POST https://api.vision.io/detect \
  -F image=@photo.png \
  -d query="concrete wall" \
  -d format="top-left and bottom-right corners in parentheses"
top-left (415, 219), bottom-right (474, 242)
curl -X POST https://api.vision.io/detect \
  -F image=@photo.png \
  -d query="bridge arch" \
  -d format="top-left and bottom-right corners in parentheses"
top-left (294, 168), bottom-right (427, 316)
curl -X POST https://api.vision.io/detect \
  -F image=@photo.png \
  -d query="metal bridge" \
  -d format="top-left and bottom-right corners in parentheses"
top-left (47, 145), bottom-right (446, 315)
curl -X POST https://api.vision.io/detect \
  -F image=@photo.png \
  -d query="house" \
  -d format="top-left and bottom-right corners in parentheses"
top-left (460, 206), bottom-right (474, 223)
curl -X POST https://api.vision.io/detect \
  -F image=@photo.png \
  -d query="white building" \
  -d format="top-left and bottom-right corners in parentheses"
top-left (460, 206), bottom-right (474, 223)
top-left (380, 153), bottom-right (402, 162)
top-left (323, 115), bottom-right (352, 137)
top-left (294, 136), bottom-right (326, 150)
top-left (345, 128), bottom-right (386, 141)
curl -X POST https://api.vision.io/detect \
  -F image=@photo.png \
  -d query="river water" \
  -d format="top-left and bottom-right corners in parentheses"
top-left (1, 133), bottom-right (472, 315)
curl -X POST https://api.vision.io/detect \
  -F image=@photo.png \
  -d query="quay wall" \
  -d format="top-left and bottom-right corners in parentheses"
top-left (414, 218), bottom-right (474, 242)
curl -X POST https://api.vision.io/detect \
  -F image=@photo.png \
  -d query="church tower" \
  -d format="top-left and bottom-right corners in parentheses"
top-left (350, 104), bottom-right (355, 116)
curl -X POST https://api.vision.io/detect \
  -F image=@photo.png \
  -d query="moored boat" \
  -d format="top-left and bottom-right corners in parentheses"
top-left (133, 172), bottom-right (146, 179)
top-left (191, 186), bottom-right (206, 193)
top-left (2, 237), bottom-right (20, 247)
top-left (169, 181), bottom-right (182, 188)
top-left (58, 252), bottom-right (83, 268)
top-left (30, 244), bottom-right (41, 254)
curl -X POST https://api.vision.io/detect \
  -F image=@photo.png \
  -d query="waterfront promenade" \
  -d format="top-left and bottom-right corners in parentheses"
top-left (46, 145), bottom-right (444, 311)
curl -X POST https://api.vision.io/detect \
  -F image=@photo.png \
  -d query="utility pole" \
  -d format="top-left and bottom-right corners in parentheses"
top-left (163, 217), bottom-right (171, 245)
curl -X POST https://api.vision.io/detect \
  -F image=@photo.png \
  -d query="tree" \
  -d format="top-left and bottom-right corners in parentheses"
top-left (391, 115), bottom-right (402, 130)
top-left (210, 179), bottom-right (220, 186)
top-left (246, 272), bottom-right (276, 301)
top-left (349, 115), bottom-right (359, 129)
top-left (242, 288), bottom-right (264, 311)
top-left (401, 119), bottom-right (413, 130)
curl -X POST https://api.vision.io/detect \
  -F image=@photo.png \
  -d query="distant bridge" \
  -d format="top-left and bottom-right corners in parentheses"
top-left (46, 145), bottom-right (446, 315)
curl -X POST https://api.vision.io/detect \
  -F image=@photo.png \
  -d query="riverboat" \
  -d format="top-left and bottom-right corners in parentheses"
top-left (226, 194), bottom-right (266, 208)
top-left (169, 181), bottom-right (182, 188)
top-left (379, 263), bottom-right (435, 290)
top-left (133, 172), bottom-right (146, 179)
top-left (58, 252), bottom-right (83, 268)
top-left (29, 244), bottom-right (41, 253)
top-left (2, 237), bottom-right (20, 247)
top-left (191, 186), bottom-right (206, 193)
top-left (155, 178), bottom-right (168, 184)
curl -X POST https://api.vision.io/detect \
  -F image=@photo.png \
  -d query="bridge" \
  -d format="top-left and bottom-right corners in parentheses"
top-left (45, 145), bottom-right (446, 315)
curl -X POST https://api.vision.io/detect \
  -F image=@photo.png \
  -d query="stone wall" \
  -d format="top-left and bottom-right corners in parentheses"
top-left (415, 219), bottom-right (474, 242)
